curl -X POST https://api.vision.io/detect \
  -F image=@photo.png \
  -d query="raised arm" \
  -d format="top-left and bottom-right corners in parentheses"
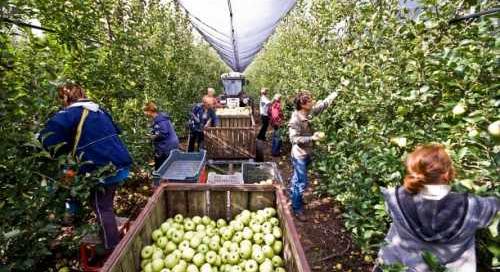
top-left (311, 90), bottom-right (339, 116)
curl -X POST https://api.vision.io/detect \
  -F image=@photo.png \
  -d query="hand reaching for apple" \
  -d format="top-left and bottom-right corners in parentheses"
top-left (312, 131), bottom-right (326, 141)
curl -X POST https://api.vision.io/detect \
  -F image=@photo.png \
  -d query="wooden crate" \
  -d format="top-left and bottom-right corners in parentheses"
top-left (204, 127), bottom-right (256, 159)
top-left (101, 184), bottom-right (311, 272)
top-left (217, 114), bottom-right (255, 128)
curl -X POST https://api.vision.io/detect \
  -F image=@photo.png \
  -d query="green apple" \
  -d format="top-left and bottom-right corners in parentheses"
top-left (202, 236), bottom-right (211, 245)
top-left (142, 259), bottom-right (151, 269)
top-left (242, 227), bottom-right (253, 240)
top-left (161, 222), bottom-right (173, 234)
top-left (228, 251), bottom-right (240, 265)
top-left (202, 216), bottom-right (211, 225)
top-left (239, 210), bottom-right (251, 224)
top-left (488, 120), bottom-right (500, 137)
top-left (223, 240), bottom-right (232, 249)
top-left (157, 236), bottom-right (168, 249)
top-left (272, 255), bottom-right (283, 267)
top-left (166, 241), bottom-right (177, 253)
top-left (253, 233), bottom-right (264, 245)
top-left (174, 214), bottom-right (184, 223)
top-left (152, 249), bottom-right (164, 260)
top-left (263, 208), bottom-right (276, 218)
top-left (269, 218), bottom-right (279, 227)
top-left (217, 219), bottom-right (227, 228)
top-left (263, 234), bottom-right (275, 246)
top-left (167, 228), bottom-right (177, 239)
top-left (272, 227), bottom-right (282, 239)
top-left (142, 245), bottom-right (155, 259)
top-left (182, 247), bottom-right (195, 261)
top-left (184, 231), bottom-right (195, 241)
top-left (179, 240), bottom-right (191, 251)
top-left (275, 267), bottom-right (286, 272)
top-left (222, 227), bottom-right (234, 240)
top-left (192, 252), bottom-right (205, 267)
top-left (272, 241), bottom-right (283, 254)
top-left (239, 242), bottom-right (252, 259)
top-left (261, 222), bottom-right (272, 234)
top-left (164, 253), bottom-right (179, 269)
top-left (259, 259), bottom-right (273, 272)
top-left (249, 221), bottom-right (261, 233)
top-left (187, 264), bottom-right (200, 272)
top-left (152, 259), bottom-right (165, 272)
top-left (198, 244), bottom-right (209, 254)
top-left (229, 242), bottom-right (240, 253)
top-left (215, 255), bottom-right (222, 266)
top-left (172, 249), bottom-right (182, 259)
top-left (205, 250), bottom-right (218, 264)
top-left (255, 211), bottom-right (266, 224)
top-left (160, 269), bottom-right (172, 272)
top-left (251, 247), bottom-right (265, 264)
top-left (206, 227), bottom-right (217, 237)
top-left (209, 238), bottom-right (220, 251)
top-left (244, 260), bottom-right (258, 272)
top-left (145, 263), bottom-right (154, 272)
top-left (262, 245), bottom-right (274, 259)
top-left (200, 263), bottom-right (212, 272)
top-left (172, 230), bottom-right (184, 244)
top-left (193, 216), bottom-right (202, 224)
top-left (232, 231), bottom-right (243, 243)
top-left (230, 266), bottom-right (242, 272)
top-left (190, 236), bottom-right (202, 248)
top-left (196, 224), bottom-right (206, 232)
top-left (185, 220), bottom-right (196, 231)
top-left (152, 229), bottom-right (164, 241)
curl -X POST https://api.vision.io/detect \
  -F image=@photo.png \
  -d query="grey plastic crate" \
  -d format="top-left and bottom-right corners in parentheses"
top-left (152, 149), bottom-right (206, 184)
top-left (241, 162), bottom-right (282, 184)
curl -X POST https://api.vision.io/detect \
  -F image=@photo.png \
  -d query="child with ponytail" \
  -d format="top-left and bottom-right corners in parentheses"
top-left (377, 144), bottom-right (499, 271)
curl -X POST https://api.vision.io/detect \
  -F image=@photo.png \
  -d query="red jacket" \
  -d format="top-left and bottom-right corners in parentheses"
top-left (268, 100), bottom-right (284, 127)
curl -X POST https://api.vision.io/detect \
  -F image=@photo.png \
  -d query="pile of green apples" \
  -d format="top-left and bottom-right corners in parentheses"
top-left (140, 208), bottom-right (286, 272)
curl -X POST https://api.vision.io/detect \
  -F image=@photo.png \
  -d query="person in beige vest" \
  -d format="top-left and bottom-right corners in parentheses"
top-left (288, 89), bottom-right (339, 221)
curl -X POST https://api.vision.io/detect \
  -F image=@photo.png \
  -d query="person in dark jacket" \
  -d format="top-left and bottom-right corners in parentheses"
top-left (188, 96), bottom-right (219, 152)
top-left (377, 144), bottom-right (499, 272)
top-left (39, 83), bottom-right (132, 251)
top-left (144, 102), bottom-right (179, 169)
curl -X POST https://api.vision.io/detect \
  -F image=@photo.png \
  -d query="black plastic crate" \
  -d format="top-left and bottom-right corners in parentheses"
top-left (241, 162), bottom-right (281, 184)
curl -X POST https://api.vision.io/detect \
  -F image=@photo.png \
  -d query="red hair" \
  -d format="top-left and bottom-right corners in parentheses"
top-left (403, 144), bottom-right (455, 194)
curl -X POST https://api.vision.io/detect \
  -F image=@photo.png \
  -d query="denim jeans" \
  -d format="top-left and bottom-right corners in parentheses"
top-left (290, 156), bottom-right (311, 213)
top-left (271, 126), bottom-right (282, 156)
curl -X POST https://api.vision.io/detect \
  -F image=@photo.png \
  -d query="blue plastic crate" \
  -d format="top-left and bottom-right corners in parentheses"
top-left (152, 149), bottom-right (206, 184)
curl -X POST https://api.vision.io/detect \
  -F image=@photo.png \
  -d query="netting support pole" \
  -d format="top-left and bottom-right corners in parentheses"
top-left (226, 0), bottom-right (240, 72)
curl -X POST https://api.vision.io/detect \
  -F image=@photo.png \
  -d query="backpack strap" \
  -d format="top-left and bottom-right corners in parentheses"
top-left (72, 108), bottom-right (89, 158)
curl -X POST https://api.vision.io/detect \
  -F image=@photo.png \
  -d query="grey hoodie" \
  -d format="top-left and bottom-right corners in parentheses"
top-left (378, 186), bottom-right (499, 272)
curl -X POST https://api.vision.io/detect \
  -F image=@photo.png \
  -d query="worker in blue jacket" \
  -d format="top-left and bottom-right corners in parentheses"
top-left (143, 102), bottom-right (179, 169)
top-left (188, 96), bottom-right (219, 152)
top-left (39, 83), bottom-right (132, 252)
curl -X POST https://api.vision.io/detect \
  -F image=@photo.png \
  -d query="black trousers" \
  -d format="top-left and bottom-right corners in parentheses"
top-left (188, 131), bottom-right (204, 152)
top-left (257, 115), bottom-right (269, 141)
top-left (154, 153), bottom-right (168, 170)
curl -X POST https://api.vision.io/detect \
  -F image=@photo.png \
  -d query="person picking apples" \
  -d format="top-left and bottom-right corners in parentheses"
top-left (375, 144), bottom-right (499, 271)
top-left (288, 89), bottom-right (339, 221)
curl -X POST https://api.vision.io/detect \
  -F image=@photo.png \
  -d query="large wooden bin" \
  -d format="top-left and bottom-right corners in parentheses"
top-left (205, 112), bottom-right (256, 159)
top-left (101, 184), bottom-right (311, 272)
top-left (204, 127), bottom-right (256, 159)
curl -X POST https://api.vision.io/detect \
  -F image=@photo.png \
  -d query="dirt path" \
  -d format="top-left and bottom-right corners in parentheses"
top-left (261, 141), bottom-right (374, 272)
